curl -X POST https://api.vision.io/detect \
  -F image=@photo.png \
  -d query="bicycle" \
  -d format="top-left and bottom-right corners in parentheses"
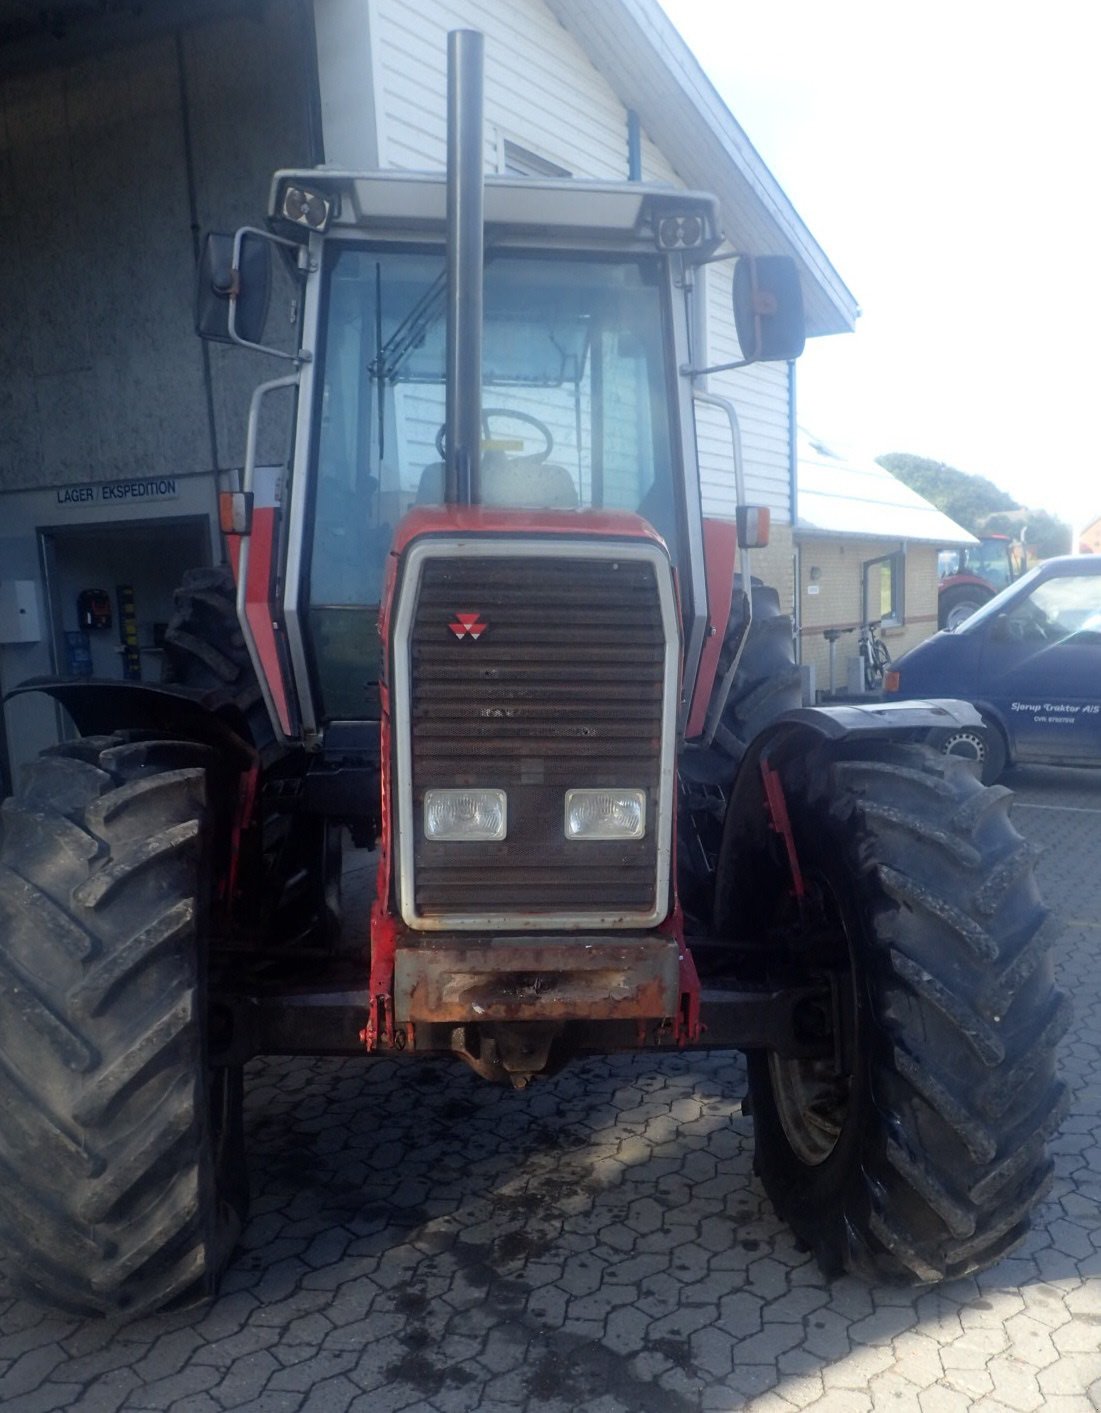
top-left (858, 619), bottom-right (892, 691)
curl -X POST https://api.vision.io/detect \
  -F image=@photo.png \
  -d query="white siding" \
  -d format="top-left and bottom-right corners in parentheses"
top-left (315, 0), bottom-right (795, 520)
top-left (363, 0), bottom-right (677, 182)
top-left (695, 364), bottom-right (792, 522)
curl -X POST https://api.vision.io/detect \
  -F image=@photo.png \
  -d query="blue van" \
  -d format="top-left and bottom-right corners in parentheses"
top-left (884, 554), bottom-right (1101, 782)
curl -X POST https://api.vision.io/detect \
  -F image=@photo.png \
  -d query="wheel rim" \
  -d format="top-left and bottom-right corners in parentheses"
top-left (941, 728), bottom-right (986, 765)
top-left (768, 881), bottom-right (856, 1167)
top-left (768, 1050), bottom-right (850, 1166)
top-left (945, 600), bottom-right (981, 630)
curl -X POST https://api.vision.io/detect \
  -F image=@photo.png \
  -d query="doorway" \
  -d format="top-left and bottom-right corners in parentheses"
top-left (39, 517), bottom-right (212, 688)
top-left (0, 703), bottom-right (10, 797)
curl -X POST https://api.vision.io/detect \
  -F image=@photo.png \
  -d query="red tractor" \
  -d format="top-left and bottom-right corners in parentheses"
top-left (938, 533), bottom-right (1025, 630)
top-left (0, 35), bottom-right (1066, 1317)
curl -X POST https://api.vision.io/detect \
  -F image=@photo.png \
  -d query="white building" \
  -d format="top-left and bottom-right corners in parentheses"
top-left (0, 0), bottom-right (857, 784)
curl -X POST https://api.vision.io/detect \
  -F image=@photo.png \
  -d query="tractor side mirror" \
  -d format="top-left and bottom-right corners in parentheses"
top-left (195, 231), bottom-right (272, 345)
top-left (732, 255), bottom-right (806, 363)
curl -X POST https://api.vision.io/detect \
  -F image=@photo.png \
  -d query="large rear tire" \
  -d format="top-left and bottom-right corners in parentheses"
top-left (722, 740), bottom-right (1069, 1283)
top-left (0, 735), bottom-right (246, 1318)
top-left (679, 587), bottom-right (802, 924)
top-left (161, 565), bottom-right (273, 749)
top-left (715, 586), bottom-right (802, 761)
top-left (159, 566), bottom-right (343, 943)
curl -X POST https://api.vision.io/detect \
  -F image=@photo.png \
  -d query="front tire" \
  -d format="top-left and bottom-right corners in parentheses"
top-left (726, 740), bottom-right (1068, 1283)
top-left (0, 735), bottom-right (246, 1317)
top-left (939, 584), bottom-right (991, 631)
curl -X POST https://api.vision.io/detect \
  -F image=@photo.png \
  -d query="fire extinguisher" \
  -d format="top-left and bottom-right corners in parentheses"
top-left (77, 589), bottom-right (112, 631)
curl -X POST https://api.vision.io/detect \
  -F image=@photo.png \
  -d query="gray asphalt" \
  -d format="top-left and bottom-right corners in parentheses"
top-left (2, 762), bottom-right (1099, 1412)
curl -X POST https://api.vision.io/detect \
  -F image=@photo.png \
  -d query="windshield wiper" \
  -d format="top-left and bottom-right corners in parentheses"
top-left (367, 269), bottom-right (448, 384)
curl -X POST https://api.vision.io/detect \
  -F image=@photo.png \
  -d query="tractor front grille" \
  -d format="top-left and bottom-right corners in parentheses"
top-left (392, 538), bottom-right (677, 929)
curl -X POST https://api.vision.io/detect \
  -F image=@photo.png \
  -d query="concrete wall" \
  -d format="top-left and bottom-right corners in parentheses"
top-left (0, 0), bottom-right (316, 780)
top-left (0, 0), bottom-right (316, 495)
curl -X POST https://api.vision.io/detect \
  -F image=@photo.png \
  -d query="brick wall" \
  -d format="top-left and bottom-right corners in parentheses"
top-left (795, 538), bottom-right (941, 695)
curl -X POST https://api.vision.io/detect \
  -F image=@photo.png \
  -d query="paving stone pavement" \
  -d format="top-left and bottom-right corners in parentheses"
top-left (2, 763), bottom-right (1099, 1412)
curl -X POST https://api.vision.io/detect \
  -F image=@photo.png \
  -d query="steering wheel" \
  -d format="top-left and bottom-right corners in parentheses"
top-left (1008, 614), bottom-right (1049, 643)
top-left (434, 408), bottom-right (554, 463)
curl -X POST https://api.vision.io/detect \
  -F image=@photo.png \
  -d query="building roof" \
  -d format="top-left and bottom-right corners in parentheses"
top-left (547, 0), bottom-right (860, 338)
top-left (796, 430), bottom-right (978, 546)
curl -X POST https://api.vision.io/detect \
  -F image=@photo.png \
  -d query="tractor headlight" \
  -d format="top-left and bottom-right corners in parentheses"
top-left (565, 789), bottom-right (646, 840)
top-left (424, 789), bottom-right (507, 841)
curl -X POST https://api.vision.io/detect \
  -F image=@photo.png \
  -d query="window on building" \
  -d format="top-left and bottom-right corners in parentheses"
top-left (500, 139), bottom-right (571, 179)
top-left (863, 550), bottom-right (905, 626)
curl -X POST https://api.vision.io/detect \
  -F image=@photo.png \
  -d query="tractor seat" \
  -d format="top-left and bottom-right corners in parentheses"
top-left (416, 451), bottom-right (578, 510)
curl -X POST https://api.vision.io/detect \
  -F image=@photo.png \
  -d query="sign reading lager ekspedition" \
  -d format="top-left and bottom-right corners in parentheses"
top-left (55, 476), bottom-right (180, 509)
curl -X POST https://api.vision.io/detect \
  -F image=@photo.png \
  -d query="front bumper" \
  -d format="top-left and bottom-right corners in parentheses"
top-left (393, 933), bottom-right (682, 1025)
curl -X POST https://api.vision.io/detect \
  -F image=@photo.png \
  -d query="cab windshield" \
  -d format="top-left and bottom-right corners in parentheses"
top-left (306, 245), bottom-right (680, 718)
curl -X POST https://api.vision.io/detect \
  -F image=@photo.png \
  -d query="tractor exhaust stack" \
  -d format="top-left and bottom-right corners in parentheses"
top-left (445, 28), bottom-right (484, 505)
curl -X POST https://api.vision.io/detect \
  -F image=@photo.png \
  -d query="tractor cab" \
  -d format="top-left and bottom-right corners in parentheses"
top-left (296, 181), bottom-right (708, 721)
top-left (198, 168), bottom-right (801, 746)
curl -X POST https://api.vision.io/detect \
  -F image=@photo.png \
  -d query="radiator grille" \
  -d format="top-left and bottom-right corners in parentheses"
top-left (398, 547), bottom-right (672, 924)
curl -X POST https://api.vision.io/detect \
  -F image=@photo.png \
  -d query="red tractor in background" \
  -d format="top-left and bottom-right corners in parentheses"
top-left (938, 533), bottom-right (1029, 630)
top-left (0, 34), bottom-right (1066, 1318)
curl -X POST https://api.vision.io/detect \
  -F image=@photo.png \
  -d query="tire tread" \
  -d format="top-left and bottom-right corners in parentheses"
top-left (0, 735), bottom-right (244, 1317)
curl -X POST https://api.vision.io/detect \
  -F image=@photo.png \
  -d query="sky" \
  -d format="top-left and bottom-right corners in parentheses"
top-left (657, 1), bottom-right (1100, 531)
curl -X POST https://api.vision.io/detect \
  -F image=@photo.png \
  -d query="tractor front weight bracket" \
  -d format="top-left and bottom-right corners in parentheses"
top-left (676, 940), bottom-right (703, 1044)
top-left (364, 903), bottom-right (401, 1051)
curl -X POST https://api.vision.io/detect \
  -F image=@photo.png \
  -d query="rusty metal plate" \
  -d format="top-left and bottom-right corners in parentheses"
top-left (393, 935), bottom-right (681, 1024)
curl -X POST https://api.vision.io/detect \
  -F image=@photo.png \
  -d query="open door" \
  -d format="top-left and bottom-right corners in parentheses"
top-left (39, 517), bottom-right (211, 715)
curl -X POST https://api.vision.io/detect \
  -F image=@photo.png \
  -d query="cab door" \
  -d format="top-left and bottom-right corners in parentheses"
top-left (976, 568), bottom-right (1101, 763)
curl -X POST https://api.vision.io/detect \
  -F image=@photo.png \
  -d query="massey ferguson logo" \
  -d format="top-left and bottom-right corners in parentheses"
top-left (449, 612), bottom-right (487, 641)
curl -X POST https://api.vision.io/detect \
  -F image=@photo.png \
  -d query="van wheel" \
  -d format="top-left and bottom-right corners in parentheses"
top-left (0, 736), bottom-right (246, 1317)
top-left (939, 716), bottom-right (1008, 785)
top-left (727, 740), bottom-right (1068, 1283)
